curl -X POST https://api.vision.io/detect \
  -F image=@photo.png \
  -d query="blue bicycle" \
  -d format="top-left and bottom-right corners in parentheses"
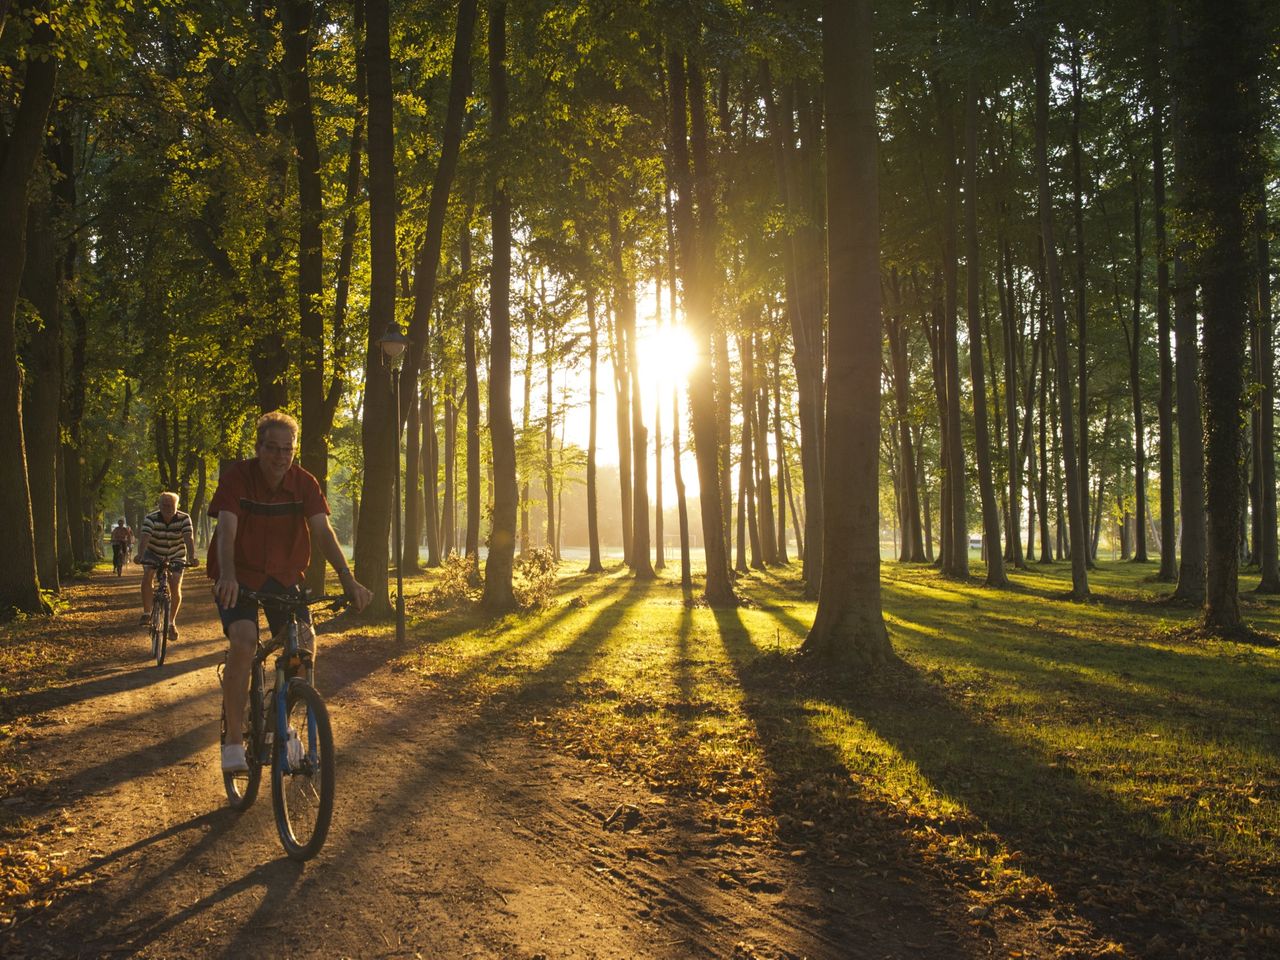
top-left (220, 590), bottom-right (347, 861)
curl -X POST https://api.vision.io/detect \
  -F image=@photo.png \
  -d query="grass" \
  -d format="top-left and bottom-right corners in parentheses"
top-left (392, 555), bottom-right (1280, 955)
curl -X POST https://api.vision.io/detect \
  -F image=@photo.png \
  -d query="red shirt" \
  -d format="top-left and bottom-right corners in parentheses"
top-left (206, 459), bottom-right (329, 589)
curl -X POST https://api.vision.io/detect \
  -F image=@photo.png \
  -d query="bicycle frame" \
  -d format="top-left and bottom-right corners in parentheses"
top-left (242, 591), bottom-right (344, 774)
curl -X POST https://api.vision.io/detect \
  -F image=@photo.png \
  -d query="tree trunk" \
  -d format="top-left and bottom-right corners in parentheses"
top-left (1128, 142), bottom-right (1150, 562)
top-left (738, 333), bottom-right (763, 570)
top-left (802, 0), bottom-right (890, 668)
top-left (1254, 140), bottom-right (1279, 591)
top-left (0, 5), bottom-right (56, 614)
top-left (21, 189), bottom-right (62, 592)
top-left (999, 232), bottom-right (1026, 569)
top-left (586, 287), bottom-right (604, 573)
top-left (754, 332), bottom-right (778, 565)
top-left (887, 303), bottom-right (924, 562)
top-left (402, 378), bottom-right (422, 571)
top-left (462, 215), bottom-right (481, 560)
top-left (666, 43), bottom-right (734, 606)
top-left (353, 0), bottom-right (397, 614)
top-left (613, 212), bottom-right (653, 579)
top-left (1180, 0), bottom-right (1259, 628)
top-left (442, 392), bottom-right (457, 557)
top-left (423, 367), bottom-right (441, 567)
top-left (1034, 18), bottom-right (1089, 597)
top-left (663, 188), bottom-right (692, 586)
top-left (654, 278), bottom-right (666, 571)
top-left (1151, 74), bottom-right (1179, 581)
top-left (963, 32), bottom-right (1007, 587)
top-left (714, 327), bottom-right (733, 565)
top-left (1070, 39), bottom-right (1092, 566)
top-left (482, 0), bottom-right (517, 612)
top-left (772, 339), bottom-right (790, 564)
top-left (520, 317), bottom-right (533, 554)
top-left (1170, 11), bottom-right (1207, 606)
top-left (280, 0), bottom-right (333, 595)
top-left (608, 300), bottom-right (633, 563)
top-left (938, 72), bottom-right (968, 580)
top-left (544, 329), bottom-right (557, 558)
top-left (763, 74), bottom-right (823, 597)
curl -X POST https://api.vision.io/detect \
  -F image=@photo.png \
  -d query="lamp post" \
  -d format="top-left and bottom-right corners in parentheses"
top-left (378, 322), bottom-right (410, 646)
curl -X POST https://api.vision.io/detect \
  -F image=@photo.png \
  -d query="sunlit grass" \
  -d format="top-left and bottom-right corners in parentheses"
top-left (387, 553), bottom-right (1279, 950)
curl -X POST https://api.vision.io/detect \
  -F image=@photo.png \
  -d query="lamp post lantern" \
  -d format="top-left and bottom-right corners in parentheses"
top-left (378, 323), bottom-right (410, 646)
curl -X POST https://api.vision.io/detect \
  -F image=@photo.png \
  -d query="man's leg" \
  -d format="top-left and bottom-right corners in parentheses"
top-left (221, 619), bottom-right (257, 771)
top-left (168, 571), bottom-right (183, 632)
top-left (140, 567), bottom-right (155, 624)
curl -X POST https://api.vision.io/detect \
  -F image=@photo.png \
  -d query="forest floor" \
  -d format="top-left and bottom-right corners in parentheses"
top-left (1, 557), bottom-right (1278, 959)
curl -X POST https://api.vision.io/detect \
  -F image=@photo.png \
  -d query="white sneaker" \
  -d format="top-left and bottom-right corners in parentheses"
top-left (221, 743), bottom-right (248, 773)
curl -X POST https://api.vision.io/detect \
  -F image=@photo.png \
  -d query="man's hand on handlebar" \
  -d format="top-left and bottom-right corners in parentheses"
top-left (342, 577), bottom-right (373, 614)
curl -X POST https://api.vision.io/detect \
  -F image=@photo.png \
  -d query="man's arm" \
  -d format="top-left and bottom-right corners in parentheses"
top-left (134, 531), bottom-right (150, 561)
top-left (308, 514), bottom-right (372, 612)
top-left (183, 517), bottom-right (196, 562)
top-left (213, 511), bottom-right (240, 608)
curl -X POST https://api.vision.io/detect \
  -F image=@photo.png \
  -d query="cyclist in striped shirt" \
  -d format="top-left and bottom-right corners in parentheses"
top-left (135, 492), bottom-right (197, 640)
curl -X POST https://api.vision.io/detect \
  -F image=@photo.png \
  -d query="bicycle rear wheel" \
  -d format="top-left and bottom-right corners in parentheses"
top-left (271, 680), bottom-right (334, 861)
top-left (224, 662), bottom-right (265, 810)
top-left (154, 593), bottom-right (170, 667)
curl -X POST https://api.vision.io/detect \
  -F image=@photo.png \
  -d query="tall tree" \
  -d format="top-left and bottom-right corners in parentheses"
top-left (1121, 131), bottom-right (1149, 562)
top-left (1179, 0), bottom-right (1261, 630)
top-left (352, 0), bottom-right (398, 614)
top-left (963, 3), bottom-right (1007, 588)
top-left (0, 3), bottom-right (57, 614)
top-left (1151, 38), bottom-right (1178, 582)
top-left (803, 0), bottom-right (890, 668)
top-left (585, 287), bottom-right (604, 573)
top-left (1254, 140), bottom-right (1279, 592)
top-left (666, 40), bottom-right (734, 606)
top-left (482, 0), bottom-right (518, 611)
top-left (1170, 11), bottom-right (1206, 606)
top-left (1033, 13), bottom-right (1089, 599)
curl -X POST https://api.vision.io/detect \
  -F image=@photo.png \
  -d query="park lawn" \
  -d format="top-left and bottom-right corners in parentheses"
top-left (397, 556), bottom-right (1280, 955)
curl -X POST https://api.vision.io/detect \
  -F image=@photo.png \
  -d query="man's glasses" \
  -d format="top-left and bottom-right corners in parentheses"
top-left (262, 443), bottom-right (295, 457)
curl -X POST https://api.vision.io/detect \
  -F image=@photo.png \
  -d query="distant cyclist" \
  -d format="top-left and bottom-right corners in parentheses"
top-left (135, 493), bottom-right (196, 639)
top-left (110, 519), bottom-right (133, 575)
top-left (209, 411), bottom-right (371, 773)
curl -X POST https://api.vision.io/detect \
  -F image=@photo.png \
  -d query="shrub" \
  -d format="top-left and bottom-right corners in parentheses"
top-left (418, 554), bottom-right (480, 610)
top-left (513, 546), bottom-right (559, 609)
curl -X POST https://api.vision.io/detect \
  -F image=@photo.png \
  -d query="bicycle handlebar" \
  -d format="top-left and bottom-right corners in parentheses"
top-left (238, 590), bottom-right (350, 613)
top-left (141, 558), bottom-right (197, 569)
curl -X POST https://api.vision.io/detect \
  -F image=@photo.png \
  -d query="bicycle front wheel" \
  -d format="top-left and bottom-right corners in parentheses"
top-left (224, 662), bottom-right (265, 810)
top-left (149, 604), bottom-right (163, 664)
top-left (271, 680), bottom-right (334, 861)
top-left (155, 593), bottom-right (170, 667)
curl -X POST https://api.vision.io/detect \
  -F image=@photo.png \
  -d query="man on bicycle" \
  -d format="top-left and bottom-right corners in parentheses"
top-left (209, 411), bottom-right (372, 774)
top-left (110, 519), bottom-right (133, 572)
top-left (134, 493), bottom-right (196, 637)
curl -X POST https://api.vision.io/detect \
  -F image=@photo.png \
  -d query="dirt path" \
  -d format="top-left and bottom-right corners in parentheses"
top-left (2, 573), bottom-right (987, 959)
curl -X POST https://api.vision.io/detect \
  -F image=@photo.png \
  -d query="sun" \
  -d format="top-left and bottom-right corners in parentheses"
top-left (635, 320), bottom-right (699, 386)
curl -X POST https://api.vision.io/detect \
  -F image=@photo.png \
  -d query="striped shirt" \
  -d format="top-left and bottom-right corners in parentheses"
top-left (141, 510), bottom-right (193, 559)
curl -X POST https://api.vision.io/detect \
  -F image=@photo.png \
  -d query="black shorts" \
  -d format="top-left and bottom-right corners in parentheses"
top-left (216, 578), bottom-right (312, 637)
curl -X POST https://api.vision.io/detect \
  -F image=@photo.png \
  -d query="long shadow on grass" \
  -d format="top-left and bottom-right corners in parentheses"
top-left (710, 607), bottom-right (978, 958)
top-left (721, 612), bottom-right (1279, 957)
top-left (294, 579), bottom-right (877, 958)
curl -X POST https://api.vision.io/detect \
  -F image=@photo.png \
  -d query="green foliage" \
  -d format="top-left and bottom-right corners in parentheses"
top-left (512, 545), bottom-right (558, 608)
